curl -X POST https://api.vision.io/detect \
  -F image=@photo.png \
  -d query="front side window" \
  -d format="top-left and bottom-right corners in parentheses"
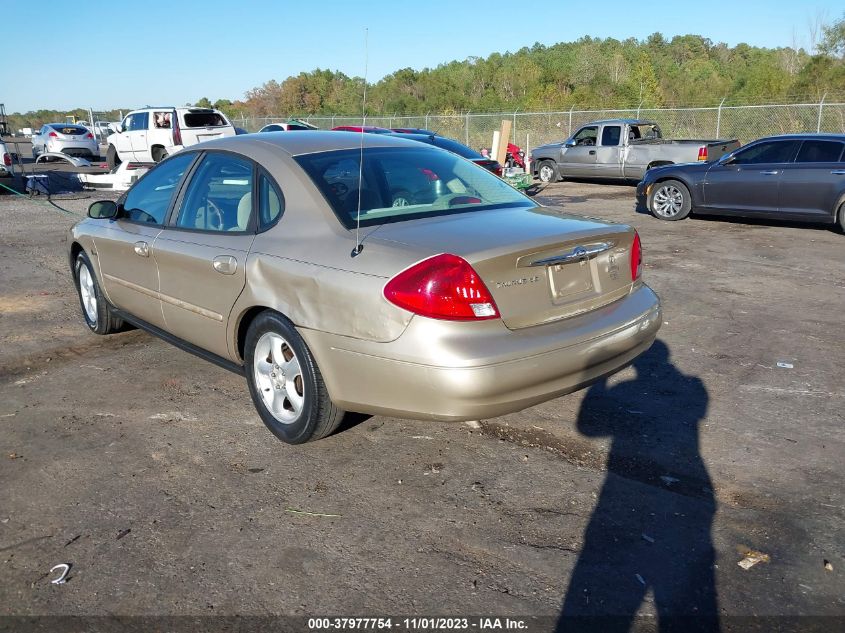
top-left (296, 146), bottom-right (535, 229)
top-left (794, 140), bottom-right (844, 163)
top-left (175, 153), bottom-right (254, 232)
top-left (122, 153), bottom-right (195, 224)
top-left (601, 126), bottom-right (622, 146)
top-left (731, 141), bottom-right (799, 165)
top-left (572, 126), bottom-right (598, 146)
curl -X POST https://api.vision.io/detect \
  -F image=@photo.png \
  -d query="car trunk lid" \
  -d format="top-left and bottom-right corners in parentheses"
top-left (371, 206), bottom-right (637, 329)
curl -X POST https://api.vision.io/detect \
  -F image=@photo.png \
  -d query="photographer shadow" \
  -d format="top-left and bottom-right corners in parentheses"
top-left (557, 340), bottom-right (719, 633)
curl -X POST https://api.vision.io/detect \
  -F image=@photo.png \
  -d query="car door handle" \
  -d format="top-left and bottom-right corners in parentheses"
top-left (133, 241), bottom-right (149, 257)
top-left (212, 255), bottom-right (237, 275)
top-left (831, 170), bottom-right (845, 175)
top-left (760, 170), bottom-right (780, 175)
top-left (589, 150), bottom-right (596, 155)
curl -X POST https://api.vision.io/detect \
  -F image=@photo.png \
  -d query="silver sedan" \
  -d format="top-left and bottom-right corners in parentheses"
top-left (32, 123), bottom-right (100, 159)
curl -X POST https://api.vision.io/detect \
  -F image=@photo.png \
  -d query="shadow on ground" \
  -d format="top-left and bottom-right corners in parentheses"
top-left (557, 340), bottom-right (719, 633)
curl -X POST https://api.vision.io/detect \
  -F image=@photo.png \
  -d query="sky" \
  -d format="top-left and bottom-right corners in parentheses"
top-left (2, 0), bottom-right (841, 113)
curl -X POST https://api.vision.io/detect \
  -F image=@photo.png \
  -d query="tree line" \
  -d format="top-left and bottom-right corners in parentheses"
top-left (6, 18), bottom-right (844, 132)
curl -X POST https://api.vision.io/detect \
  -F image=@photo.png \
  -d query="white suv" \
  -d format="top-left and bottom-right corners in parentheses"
top-left (105, 107), bottom-right (236, 168)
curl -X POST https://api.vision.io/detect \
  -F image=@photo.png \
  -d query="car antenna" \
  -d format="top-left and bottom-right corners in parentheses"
top-left (351, 27), bottom-right (368, 258)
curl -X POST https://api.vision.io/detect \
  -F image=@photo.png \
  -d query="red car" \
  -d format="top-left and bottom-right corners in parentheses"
top-left (331, 126), bottom-right (393, 134)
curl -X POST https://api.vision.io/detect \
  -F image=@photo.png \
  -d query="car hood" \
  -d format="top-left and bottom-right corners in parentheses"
top-left (531, 142), bottom-right (563, 153)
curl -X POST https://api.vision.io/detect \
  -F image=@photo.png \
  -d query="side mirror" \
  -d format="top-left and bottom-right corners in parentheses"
top-left (88, 200), bottom-right (118, 219)
top-left (719, 154), bottom-right (735, 166)
top-left (564, 141), bottom-right (575, 148)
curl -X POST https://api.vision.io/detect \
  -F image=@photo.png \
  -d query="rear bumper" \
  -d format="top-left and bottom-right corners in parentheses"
top-left (301, 284), bottom-right (661, 421)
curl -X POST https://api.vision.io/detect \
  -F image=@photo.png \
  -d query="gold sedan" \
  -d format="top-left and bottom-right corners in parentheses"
top-left (69, 132), bottom-right (661, 444)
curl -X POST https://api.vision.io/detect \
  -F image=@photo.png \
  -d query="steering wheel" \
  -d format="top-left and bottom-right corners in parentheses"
top-left (331, 182), bottom-right (349, 196)
top-left (206, 199), bottom-right (224, 231)
top-left (581, 138), bottom-right (595, 146)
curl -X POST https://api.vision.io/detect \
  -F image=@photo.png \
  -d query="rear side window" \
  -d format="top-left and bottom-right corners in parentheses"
top-left (183, 112), bottom-right (229, 128)
top-left (122, 153), bottom-right (195, 224)
top-left (731, 141), bottom-right (799, 165)
top-left (794, 140), bottom-right (844, 163)
top-left (175, 153), bottom-right (254, 232)
top-left (601, 126), bottom-right (622, 146)
top-left (258, 173), bottom-right (284, 229)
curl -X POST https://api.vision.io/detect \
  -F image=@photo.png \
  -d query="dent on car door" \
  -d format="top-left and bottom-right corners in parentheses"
top-left (594, 125), bottom-right (623, 178)
top-left (778, 140), bottom-right (845, 219)
top-left (703, 140), bottom-right (800, 213)
top-left (153, 152), bottom-right (264, 359)
top-left (92, 152), bottom-right (196, 327)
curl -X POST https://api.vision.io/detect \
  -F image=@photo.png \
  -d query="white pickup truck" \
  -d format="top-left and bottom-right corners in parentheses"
top-left (105, 107), bottom-right (236, 169)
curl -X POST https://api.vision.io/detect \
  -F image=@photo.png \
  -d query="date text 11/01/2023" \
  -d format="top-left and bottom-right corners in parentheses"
top-left (308, 617), bottom-right (530, 630)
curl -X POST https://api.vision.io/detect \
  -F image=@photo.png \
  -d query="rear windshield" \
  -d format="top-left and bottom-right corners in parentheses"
top-left (427, 137), bottom-right (483, 159)
top-left (182, 112), bottom-right (229, 128)
top-left (295, 146), bottom-right (534, 228)
top-left (50, 125), bottom-right (88, 136)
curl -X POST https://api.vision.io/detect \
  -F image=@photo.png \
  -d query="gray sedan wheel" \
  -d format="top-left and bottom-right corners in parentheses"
top-left (538, 161), bottom-right (558, 183)
top-left (648, 179), bottom-right (692, 221)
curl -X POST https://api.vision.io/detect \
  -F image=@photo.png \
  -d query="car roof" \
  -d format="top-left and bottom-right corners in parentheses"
top-left (749, 133), bottom-right (845, 142)
top-left (195, 130), bottom-right (434, 157)
top-left (584, 119), bottom-right (658, 126)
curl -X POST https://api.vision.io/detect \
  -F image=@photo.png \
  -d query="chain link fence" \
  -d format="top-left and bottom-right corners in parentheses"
top-left (233, 99), bottom-right (845, 151)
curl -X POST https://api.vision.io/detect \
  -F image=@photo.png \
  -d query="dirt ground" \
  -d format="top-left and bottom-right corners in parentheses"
top-left (0, 172), bottom-right (843, 631)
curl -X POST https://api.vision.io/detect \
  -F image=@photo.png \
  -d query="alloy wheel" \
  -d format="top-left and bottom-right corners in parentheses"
top-left (253, 332), bottom-right (305, 424)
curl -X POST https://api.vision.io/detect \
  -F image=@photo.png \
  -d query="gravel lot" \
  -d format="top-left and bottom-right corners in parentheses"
top-left (0, 174), bottom-right (843, 630)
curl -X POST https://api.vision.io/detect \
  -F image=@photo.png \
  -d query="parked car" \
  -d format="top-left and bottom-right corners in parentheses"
top-left (105, 107), bottom-right (236, 169)
top-left (31, 123), bottom-right (100, 160)
top-left (258, 122), bottom-right (313, 132)
top-left (0, 140), bottom-right (13, 178)
top-left (68, 132), bottom-right (660, 444)
top-left (331, 125), bottom-right (393, 134)
top-left (637, 134), bottom-right (845, 230)
top-left (390, 133), bottom-right (503, 176)
top-left (531, 119), bottom-right (740, 183)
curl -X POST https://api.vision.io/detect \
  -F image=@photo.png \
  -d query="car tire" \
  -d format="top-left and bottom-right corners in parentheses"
top-left (106, 145), bottom-right (121, 171)
top-left (837, 202), bottom-right (845, 234)
top-left (648, 179), bottom-right (692, 221)
top-left (152, 147), bottom-right (168, 163)
top-left (74, 251), bottom-right (123, 335)
top-left (244, 311), bottom-right (345, 444)
top-left (537, 160), bottom-right (558, 183)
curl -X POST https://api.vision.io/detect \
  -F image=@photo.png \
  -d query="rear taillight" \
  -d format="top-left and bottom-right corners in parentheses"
top-left (3, 153), bottom-right (11, 166)
top-left (49, 132), bottom-right (58, 137)
top-left (172, 113), bottom-right (182, 146)
top-left (630, 232), bottom-right (642, 281)
top-left (384, 253), bottom-right (500, 321)
top-left (697, 146), bottom-right (708, 161)
top-left (86, 133), bottom-right (93, 139)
